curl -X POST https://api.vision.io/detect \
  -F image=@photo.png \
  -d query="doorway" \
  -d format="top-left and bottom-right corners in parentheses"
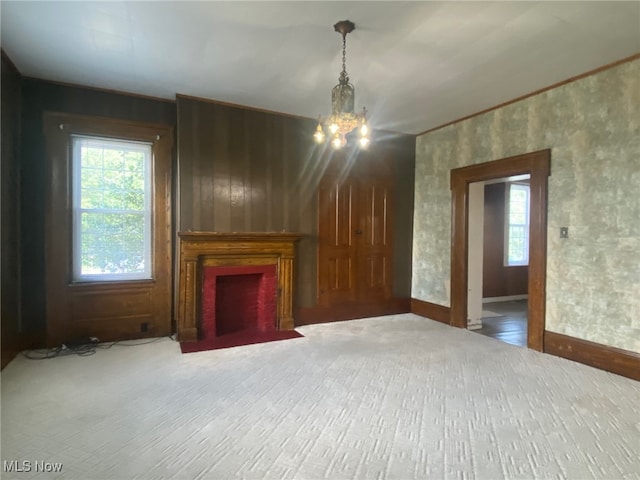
top-left (450, 150), bottom-right (550, 351)
top-left (467, 176), bottom-right (530, 347)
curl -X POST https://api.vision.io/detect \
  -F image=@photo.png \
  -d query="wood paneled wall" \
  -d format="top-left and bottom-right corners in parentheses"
top-left (1, 51), bottom-right (27, 368)
top-left (176, 95), bottom-right (415, 310)
top-left (483, 182), bottom-right (528, 297)
top-left (177, 95), bottom-right (320, 307)
top-left (19, 77), bottom-right (176, 344)
top-left (10, 69), bottom-right (414, 349)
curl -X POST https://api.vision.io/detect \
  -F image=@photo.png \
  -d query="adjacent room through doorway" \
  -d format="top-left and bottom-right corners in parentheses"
top-left (467, 175), bottom-right (530, 347)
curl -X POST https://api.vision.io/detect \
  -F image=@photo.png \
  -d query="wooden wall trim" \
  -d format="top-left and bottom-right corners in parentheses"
top-left (295, 298), bottom-right (410, 326)
top-left (410, 298), bottom-right (450, 324)
top-left (417, 53), bottom-right (640, 136)
top-left (544, 331), bottom-right (640, 381)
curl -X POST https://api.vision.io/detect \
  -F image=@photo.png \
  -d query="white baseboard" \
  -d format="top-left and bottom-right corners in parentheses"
top-left (482, 294), bottom-right (528, 303)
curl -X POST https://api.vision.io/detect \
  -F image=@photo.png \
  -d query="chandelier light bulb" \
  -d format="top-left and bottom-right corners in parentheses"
top-left (360, 122), bottom-right (369, 137)
top-left (332, 134), bottom-right (346, 149)
top-left (314, 124), bottom-right (325, 143)
top-left (329, 123), bottom-right (339, 135)
top-left (359, 136), bottom-right (370, 148)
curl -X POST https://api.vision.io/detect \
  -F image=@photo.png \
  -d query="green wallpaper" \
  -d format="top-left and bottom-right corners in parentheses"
top-left (413, 59), bottom-right (639, 353)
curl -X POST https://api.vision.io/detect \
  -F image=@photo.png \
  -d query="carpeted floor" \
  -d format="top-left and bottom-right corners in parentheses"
top-left (1, 314), bottom-right (638, 479)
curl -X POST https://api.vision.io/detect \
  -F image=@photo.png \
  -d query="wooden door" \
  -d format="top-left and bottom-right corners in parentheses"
top-left (318, 177), bottom-right (357, 305)
top-left (356, 180), bottom-right (393, 301)
top-left (318, 176), bottom-right (393, 307)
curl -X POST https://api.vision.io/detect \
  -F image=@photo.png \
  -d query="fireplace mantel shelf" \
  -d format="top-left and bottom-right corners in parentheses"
top-left (180, 231), bottom-right (303, 240)
top-left (176, 232), bottom-right (302, 342)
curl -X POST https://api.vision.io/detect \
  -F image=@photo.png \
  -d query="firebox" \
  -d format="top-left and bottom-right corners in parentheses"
top-left (200, 264), bottom-right (277, 340)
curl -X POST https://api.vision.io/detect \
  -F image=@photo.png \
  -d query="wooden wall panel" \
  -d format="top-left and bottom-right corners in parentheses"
top-left (483, 182), bottom-right (528, 298)
top-left (1, 51), bottom-right (29, 368)
top-left (43, 114), bottom-right (174, 346)
top-left (176, 96), bottom-right (320, 307)
top-left (20, 78), bottom-right (176, 345)
top-left (177, 96), bottom-right (415, 315)
top-left (9, 67), bottom-right (415, 345)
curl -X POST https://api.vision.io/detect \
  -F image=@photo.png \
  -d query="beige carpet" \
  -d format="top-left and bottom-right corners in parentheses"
top-left (1, 314), bottom-right (638, 479)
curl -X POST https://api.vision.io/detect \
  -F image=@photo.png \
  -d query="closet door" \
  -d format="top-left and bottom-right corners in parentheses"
top-left (356, 180), bottom-right (393, 301)
top-left (318, 176), bottom-right (394, 307)
top-left (318, 177), bottom-right (357, 306)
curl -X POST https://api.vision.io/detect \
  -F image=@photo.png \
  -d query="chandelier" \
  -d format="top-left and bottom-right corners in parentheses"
top-left (313, 20), bottom-right (370, 149)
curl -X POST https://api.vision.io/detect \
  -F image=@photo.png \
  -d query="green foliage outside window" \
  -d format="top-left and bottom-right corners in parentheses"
top-left (74, 138), bottom-right (151, 279)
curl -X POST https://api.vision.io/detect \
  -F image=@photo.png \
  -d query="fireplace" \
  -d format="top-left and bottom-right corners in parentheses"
top-left (201, 264), bottom-right (277, 340)
top-left (176, 232), bottom-right (302, 342)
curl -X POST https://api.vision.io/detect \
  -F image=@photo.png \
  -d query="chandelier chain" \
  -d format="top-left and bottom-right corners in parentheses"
top-left (342, 34), bottom-right (347, 77)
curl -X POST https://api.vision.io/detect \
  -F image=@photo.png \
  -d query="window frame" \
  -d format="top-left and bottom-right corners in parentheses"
top-left (71, 135), bottom-right (154, 283)
top-left (504, 182), bottom-right (530, 267)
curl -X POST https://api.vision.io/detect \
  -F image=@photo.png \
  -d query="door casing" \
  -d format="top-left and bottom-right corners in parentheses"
top-left (450, 149), bottom-right (550, 351)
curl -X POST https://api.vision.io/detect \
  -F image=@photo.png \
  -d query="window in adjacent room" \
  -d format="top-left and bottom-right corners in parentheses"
top-left (505, 183), bottom-right (530, 266)
top-left (72, 135), bottom-right (152, 282)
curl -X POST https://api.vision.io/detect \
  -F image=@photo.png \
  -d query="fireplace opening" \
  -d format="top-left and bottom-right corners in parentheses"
top-left (201, 264), bottom-right (277, 340)
top-left (215, 274), bottom-right (261, 336)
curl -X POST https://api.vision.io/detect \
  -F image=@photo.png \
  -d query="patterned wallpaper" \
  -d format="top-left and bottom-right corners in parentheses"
top-left (412, 58), bottom-right (639, 353)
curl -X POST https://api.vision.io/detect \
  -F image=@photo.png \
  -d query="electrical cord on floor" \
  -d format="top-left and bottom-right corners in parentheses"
top-left (22, 336), bottom-right (168, 360)
top-left (23, 344), bottom-right (98, 359)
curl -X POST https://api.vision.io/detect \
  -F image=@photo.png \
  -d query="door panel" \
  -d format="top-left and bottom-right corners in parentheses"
top-left (359, 254), bottom-right (387, 288)
top-left (318, 176), bottom-right (393, 307)
top-left (327, 255), bottom-right (353, 291)
top-left (318, 180), bottom-right (357, 305)
top-left (357, 181), bottom-right (393, 300)
top-left (360, 183), bottom-right (388, 247)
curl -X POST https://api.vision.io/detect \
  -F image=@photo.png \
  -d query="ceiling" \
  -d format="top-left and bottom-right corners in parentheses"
top-left (2, 1), bottom-right (638, 135)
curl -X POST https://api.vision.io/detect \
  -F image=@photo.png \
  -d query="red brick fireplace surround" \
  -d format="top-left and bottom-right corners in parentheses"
top-left (201, 264), bottom-right (277, 340)
top-left (176, 232), bottom-right (302, 342)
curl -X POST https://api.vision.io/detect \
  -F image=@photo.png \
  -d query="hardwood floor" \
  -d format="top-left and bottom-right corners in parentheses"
top-left (474, 300), bottom-right (527, 347)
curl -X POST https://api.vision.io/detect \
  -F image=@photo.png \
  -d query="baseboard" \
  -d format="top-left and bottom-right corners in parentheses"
top-left (410, 298), bottom-right (450, 324)
top-left (295, 298), bottom-right (410, 326)
top-left (483, 295), bottom-right (528, 303)
top-left (544, 331), bottom-right (640, 381)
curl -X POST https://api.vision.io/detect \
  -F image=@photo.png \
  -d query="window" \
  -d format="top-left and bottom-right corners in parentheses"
top-left (505, 183), bottom-right (530, 266)
top-left (72, 136), bottom-right (152, 281)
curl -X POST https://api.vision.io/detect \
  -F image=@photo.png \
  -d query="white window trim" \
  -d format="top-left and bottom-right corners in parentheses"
top-left (504, 182), bottom-right (530, 267)
top-left (71, 135), bottom-right (153, 282)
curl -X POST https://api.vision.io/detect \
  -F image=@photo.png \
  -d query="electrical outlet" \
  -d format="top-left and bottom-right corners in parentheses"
top-left (560, 227), bottom-right (569, 238)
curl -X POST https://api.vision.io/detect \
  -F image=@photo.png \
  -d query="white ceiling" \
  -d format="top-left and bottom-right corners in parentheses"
top-left (2, 1), bottom-right (638, 134)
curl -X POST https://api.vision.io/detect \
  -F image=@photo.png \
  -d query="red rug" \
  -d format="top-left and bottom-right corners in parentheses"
top-left (180, 329), bottom-right (304, 354)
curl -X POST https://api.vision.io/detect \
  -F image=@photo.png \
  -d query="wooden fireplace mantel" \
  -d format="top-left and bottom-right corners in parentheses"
top-left (176, 232), bottom-right (302, 342)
